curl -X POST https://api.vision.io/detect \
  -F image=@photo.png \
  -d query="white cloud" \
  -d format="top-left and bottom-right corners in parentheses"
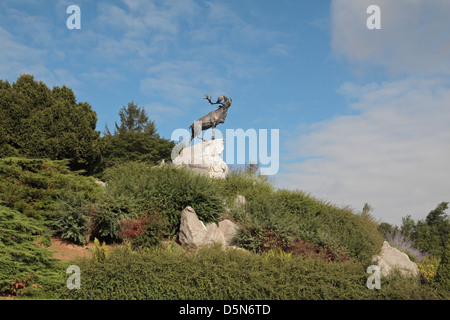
top-left (143, 102), bottom-right (185, 123)
top-left (277, 77), bottom-right (450, 225)
top-left (90, 0), bottom-right (285, 109)
top-left (331, 0), bottom-right (450, 75)
top-left (279, 1), bottom-right (450, 225)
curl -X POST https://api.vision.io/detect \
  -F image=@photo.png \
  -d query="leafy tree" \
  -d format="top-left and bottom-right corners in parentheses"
top-left (399, 202), bottom-right (450, 258)
top-left (0, 75), bottom-right (101, 174)
top-left (416, 202), bottom-right (449, 258)
top-left (400, 214), bottom-right (416, 240)
top-left (378, 222), bottom-right (399, 238)
top-left (113, 101), bottom-right (156, 135)
top-left (99, 102), bottom-right (174, 173)
top-left (435, 238), bottom-right (450, 291)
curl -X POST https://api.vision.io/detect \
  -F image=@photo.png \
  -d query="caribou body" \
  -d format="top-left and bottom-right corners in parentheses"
top-left (189, 94), bottom-right (232, 144)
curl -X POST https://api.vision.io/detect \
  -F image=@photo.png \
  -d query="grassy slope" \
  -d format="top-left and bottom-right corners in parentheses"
top-left (0, 159), bottom-right (448, 299)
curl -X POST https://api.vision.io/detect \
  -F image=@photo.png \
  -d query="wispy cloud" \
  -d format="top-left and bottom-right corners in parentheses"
top-left (276, 0), bottom-right (450, 225)
top-left (278, 77), bottom-right (450, 224)
top-left (331, 0), bottom-right (450, 76)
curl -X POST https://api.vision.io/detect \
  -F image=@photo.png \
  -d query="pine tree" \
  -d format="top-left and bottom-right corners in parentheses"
top-left (99, 102), bottom-right (174, 173)
top-left (114, 101), bottom-right (156, 135)
top-left (411, 202), bottom-right (450, 258)
top-left (0, 75), bottom-right (101, 174)
top-left (435, 238), bottom-right (450, 291)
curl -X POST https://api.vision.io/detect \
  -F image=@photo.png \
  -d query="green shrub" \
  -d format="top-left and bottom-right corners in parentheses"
top-left (435, 239), bottom-right (450, 291)
top-left (55, 192), bottom-right (90, 245)
top-left (0, 157), bottom-right (103, 225)
top-left (92, 238), bottom-right (109, 263)
top-left (117, 210), bottom-right (170, 248)
top-left (128, 211), bottom-right (170, 248)
top-left (89, 194), bottom-right (140, 243)
top-left (56, 210), bottom-right (89, 245)
top-left (225, 184), bottom-right (382, 262)
top-left (103, 162), bottom-right (224, 234)
top-left (217, 169), bottom-right (274, 206)
top-left (39, 231), bottom-right (52, 247)
top-left (233, 194), bottom-right (297, 253)
top-left (59, 245), bottom-right (450, 300)
top-left (0, 205), bottom-right (66, 296)
top-left (275, 189), bottom-right (384, 262)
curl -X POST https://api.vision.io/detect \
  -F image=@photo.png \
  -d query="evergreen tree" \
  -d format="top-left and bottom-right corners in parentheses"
top-left (403, 202), bottom-right (450, 258)
top-left (400, 215), bottom-right (416, 240)
top-left (435, 238), bottom-right (450, 291)
top-left (114, 101), bottom-right (156, 135)
top-left (0, 75), bottom-right (101, 174)
top-left (99, 102), bottom-right (174, 173)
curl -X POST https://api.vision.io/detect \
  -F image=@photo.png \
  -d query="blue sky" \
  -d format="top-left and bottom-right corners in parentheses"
top-left (1, 0), bottom-right (449, 225)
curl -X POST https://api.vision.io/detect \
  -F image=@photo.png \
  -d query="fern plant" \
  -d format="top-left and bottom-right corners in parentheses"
top-left (56, 212), bottom-right (88, 244)
top-left (55, 192), bottom-right (90, 244)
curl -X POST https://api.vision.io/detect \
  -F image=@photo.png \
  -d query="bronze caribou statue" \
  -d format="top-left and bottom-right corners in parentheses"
top-left (189, 94), bottom-right (232, 144)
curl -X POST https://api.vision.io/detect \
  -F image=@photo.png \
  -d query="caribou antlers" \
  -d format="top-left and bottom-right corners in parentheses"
top-left (204, 94), bottom-right (230, 107)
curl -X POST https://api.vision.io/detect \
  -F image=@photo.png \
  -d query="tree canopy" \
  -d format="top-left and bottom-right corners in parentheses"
top-left (99, 101), bottom-right (175, 173)
top-left (0, 75), bottom-right (175, 176)
top-left (112, 101), bottom-right (156, 135)
top-left (0, 75), bottom-right (101, 174)
top-left (400, 202), bottom-right (450, 258)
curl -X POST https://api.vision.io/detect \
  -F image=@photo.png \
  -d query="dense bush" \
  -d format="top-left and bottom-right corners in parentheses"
top-left (400, 202), bottom-right (450, 260)
top-left (232, 194), bottom-right (298, 253)
top-left (217, 169), bottom-right (274, 206)
top-left (60, 245), bottom-right (450, 300)
top-left (0, 75), bottom-right (101, 174)
top-left (122, 211), bottom-right (170, 248)
top-left (103, 162), bottom-right (225, 234)
top-left (275, 189), bottom-right (384, 262)
top-left (0, 157), bottom-right (103, 225)
top-left (98, 101), bottom-right (175, 175)
top-left (89, 194), bottom-right (140, 243)
top-left (0, 205), bottom-right (66, 296)
top-left (220, 172), bottom-right (383, 262)
top-left (435, 239), bottom-right (450, 291)
top-left (55, 192), bottom-right (91, 244)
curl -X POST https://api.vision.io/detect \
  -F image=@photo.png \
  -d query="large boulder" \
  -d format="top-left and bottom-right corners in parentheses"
top-left (172, 139), bottom-right (228, 179)
top-left (203, 223), bottom-right (227, 247)
top-left (179, 206), bottom-right (227, 247)
top-left (178, 206), bottom-right (208, 246)
top-left (219, 219), bottom-right (239, 246)
top-left (372, 241), bottom-right (419, 277)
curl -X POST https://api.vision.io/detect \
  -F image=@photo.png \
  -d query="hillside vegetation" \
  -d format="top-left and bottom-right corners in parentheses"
top-left (0, 75), bottom-right (448, 299)
top-left (0, 157), bottom-right (448, 299)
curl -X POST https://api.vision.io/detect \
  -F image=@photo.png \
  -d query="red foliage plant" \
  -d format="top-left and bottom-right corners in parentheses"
top-left (118, 214), bottom-right (149, 241)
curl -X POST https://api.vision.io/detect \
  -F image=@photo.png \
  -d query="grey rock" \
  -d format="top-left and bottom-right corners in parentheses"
top-left (218, 219), bottom-right (239, 245)
top-left (371, 241), bottom-right (419, 277)
top-left (179, 206), bottom-right (227, 248)
top-left (203, 223), bottom-right (227, 247)
top-left (179, 206), bottom-right (208, 246)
